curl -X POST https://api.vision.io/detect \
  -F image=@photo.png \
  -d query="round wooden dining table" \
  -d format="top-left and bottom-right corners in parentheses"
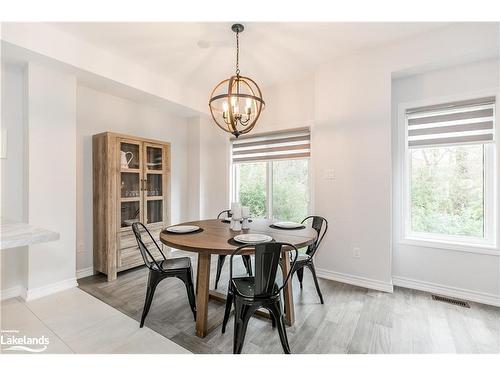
top-left (160, 218), bottom-right (317, 338)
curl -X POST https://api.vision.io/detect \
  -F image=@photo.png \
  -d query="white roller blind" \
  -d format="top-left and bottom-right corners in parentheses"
top-left (406, 96), bottom-right (495, 148)
top-left (231, 128), bottom-right (310, 163)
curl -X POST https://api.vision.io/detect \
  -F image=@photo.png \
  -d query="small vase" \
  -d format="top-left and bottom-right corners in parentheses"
top-left (230, 218), bottom-right (242, 231)
top-left (241, 218), bottom-right (250, 230)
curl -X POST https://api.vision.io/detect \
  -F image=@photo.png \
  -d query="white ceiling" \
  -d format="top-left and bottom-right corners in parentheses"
top-left (51, 22), bottom-right (449, 94)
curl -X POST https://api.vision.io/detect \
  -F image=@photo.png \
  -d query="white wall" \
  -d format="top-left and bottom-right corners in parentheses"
top-left (208, 23), bottom-right (499, 296)
top-left (312, 23), bottom-right (499, 294)
top-left (186, 117), bottom-right (201, 221)
top-left (391, 58), bottom-right (500, 302)
top-left (313, 48), bottom-right (394, 290)
top-left (25, 63), bottom-right (77, 296)
top-left (1, 23), bottom-right (206, 114)
top-left (76, 85), bottom-right (191, 273)
top-left (1, 63), bottom-right (28, 295)
top-left (198, 115), bottom-right (231, 219)
top-left (257, 73), bottom-right (315, 132)
top-left (1, 64), bottom-right (27, 221)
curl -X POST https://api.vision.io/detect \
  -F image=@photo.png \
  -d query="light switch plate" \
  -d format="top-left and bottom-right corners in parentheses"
top-left (324, 168), bottom-right (335, 180)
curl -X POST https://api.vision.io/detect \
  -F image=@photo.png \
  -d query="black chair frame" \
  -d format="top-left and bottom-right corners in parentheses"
top-left (280, 215), bottom-right (328, 304)
top-left (215, 210), bottom-right (253, 289)
top-left (132, 222), bottom-right (196, 327)
top-left (221, 242), bottom-right (298, 354)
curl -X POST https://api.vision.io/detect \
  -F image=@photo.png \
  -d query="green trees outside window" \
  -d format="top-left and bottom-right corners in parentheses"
top-left (234, 159), bottom-right (309, 222)
top-left (410, 144), bottom-right (484, 238)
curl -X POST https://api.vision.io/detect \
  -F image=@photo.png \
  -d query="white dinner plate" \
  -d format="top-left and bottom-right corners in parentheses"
top-left (166, 225), bottom-right (200, 233)
top-left (233, 234), bottom-right (273, 244)
top-left (273, 221), bottom-right (303, 229)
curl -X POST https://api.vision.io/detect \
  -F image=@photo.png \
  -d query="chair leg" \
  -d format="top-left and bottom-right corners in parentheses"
top-left (233, 300), bottom-right (253, 354)
top-left (140, 271), bottom-right (161, 328)
top-left (308, 262), bottom-right (324, 304)
top-left (178, 270), bottom-right (197, 321)
top-left (222, 289), bottom-right (233, 334)
top-left (268, 301), bottom-right (291, 354)
top-left (270, 312), bottom-right (276, 328)
top-left (215, 255), bottom-right (226, 289)
top-left (296, 267), bottom-right (304, 289)
top-left (242, 255), bottom-right (253, 277)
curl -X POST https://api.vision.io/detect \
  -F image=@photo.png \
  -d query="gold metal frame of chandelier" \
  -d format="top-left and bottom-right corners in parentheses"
top-left (208, 75), bottom-right (265, 137)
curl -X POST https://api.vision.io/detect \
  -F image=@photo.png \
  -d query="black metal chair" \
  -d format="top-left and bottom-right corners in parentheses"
top-left (221, 242), bottom-right (298, 354)
top-left (131, 222), bottom-right (196, 327)
top-left (214, 209), bottom-right (252, 289)
top-left (279, 215), bottom-right (328, 304)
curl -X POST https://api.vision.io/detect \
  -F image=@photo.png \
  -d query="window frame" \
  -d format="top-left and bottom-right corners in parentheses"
top-left (399, 93), bottom-right (498, 253)
top-left (230, 157), bottom-right (312, 221)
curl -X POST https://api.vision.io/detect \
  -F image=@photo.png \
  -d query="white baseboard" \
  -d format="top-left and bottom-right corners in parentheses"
top-left (22, 277), bottom-right (79, 302)
top-left (392, 275), bottom-right (500, 307)
top-left (76, 266), bottom-right (95, 279)
top-left (1, 286), bottom-right (24, 301)
top-left (316, 268), bottom-right (394, 293)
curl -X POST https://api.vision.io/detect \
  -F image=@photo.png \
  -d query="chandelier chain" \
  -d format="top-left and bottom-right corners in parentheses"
top-left (235, 30), bottom-right (240, 76)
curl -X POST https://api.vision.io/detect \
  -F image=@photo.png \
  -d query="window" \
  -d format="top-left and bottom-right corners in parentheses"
top-left (231, 129), bottom-right (310, 222)
top-left (403, 96), bottom-right (496, 246)
top-left (234, 162), bottom-right (267, 218)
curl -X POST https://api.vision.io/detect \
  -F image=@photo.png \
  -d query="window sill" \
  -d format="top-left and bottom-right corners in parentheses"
top-left (399, 237), bottom-right (499, 256)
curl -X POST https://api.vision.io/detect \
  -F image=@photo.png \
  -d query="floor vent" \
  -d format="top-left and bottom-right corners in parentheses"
top-left (432, 294), bottom-right (470, 308)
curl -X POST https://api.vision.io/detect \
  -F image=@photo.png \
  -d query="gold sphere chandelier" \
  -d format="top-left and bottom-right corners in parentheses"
top-left (209, 24), bottom-right (265, 138)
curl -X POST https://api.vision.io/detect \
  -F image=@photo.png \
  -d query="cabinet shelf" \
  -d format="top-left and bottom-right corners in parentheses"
top-left (145, 170), bottom-right (163, 174)
top-left (121, 168), bottom-right (140, 173)
top-left (121, 197), bottom-right (141, 203)
top-left (146, 196), bottom-right (163, 201)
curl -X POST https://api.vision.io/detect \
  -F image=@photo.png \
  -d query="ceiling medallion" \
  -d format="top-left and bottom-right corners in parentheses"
top-left (208, 24), bottom-right (265, 138)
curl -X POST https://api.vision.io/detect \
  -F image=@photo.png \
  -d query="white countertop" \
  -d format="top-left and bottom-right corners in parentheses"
top-left (0, 219), bottom-right (60, 250)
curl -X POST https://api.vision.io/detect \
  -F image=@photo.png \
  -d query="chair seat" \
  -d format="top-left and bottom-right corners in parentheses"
top-left (152, 257), bottom-right (192, 272)
top-left (231, 277), bottom-right (279, 298)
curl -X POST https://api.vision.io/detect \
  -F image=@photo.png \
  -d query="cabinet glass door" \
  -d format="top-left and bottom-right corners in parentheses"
top-left (144, 143), bottom-right (164, 224)
top-left (147, 200), bottom-right (163, 224)
top-left (146, 145), bottom-right (162, 171)
top-left (120, 140), bottom-right (142, 228)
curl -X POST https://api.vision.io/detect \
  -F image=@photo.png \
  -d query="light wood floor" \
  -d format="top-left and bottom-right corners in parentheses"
top-left (78, 251), bottom-right (500, 354)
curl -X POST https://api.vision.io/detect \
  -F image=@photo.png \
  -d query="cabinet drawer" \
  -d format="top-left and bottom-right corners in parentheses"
top-left (119, 226), bottom-right (162, 250)
top-left (119, 244), bottom-right (164, 271)
top-left (118, 224), bottom-right (165, 271)
top-left (119, 247), bottom-right (143, 271)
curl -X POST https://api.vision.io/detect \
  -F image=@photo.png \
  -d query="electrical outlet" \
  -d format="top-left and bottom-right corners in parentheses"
top-left (352, 247), bottom-right (361, 258)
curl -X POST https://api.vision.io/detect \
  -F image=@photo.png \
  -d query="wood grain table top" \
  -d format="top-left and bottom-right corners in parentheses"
top-left (159, 219), bottom-right (317, 255)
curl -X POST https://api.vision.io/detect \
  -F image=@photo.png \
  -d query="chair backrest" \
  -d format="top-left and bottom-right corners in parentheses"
top-left (301, 216), bottom-right (328, 257)
top-left (131, 222), bottom-right (167, 270)
top-left (230, 242), bottom-right (298, 299)
top-left (217, 209), bottom-right (232, 219)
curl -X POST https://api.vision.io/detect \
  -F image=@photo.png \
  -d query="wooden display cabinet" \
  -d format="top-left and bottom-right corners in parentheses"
top-left (92, 132), bottom-right (171, 281)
